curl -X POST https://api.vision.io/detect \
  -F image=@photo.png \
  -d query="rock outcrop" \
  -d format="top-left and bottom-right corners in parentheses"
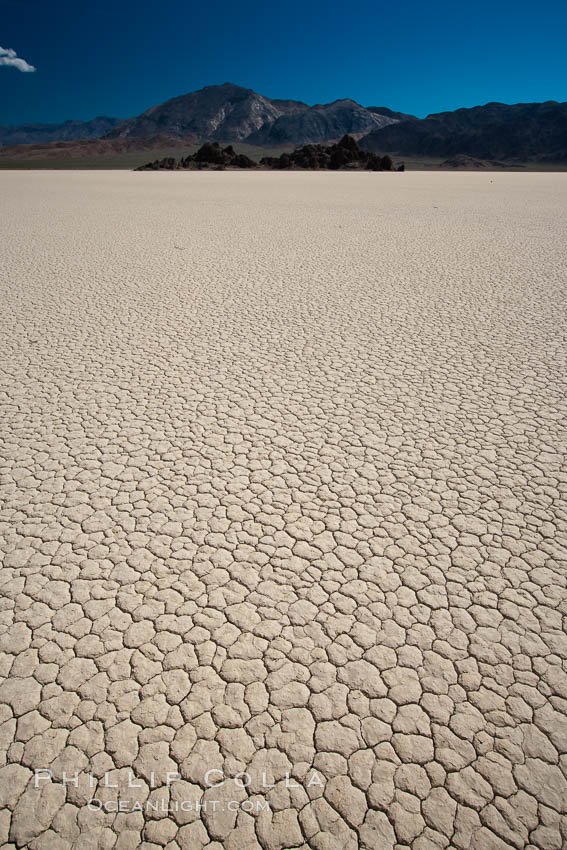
top-left (260, 134), bottom-right (395, 170)
top-left (135, 136), bottom-right (397, 171)
top-left (135, 142), bottom-right (256, 171)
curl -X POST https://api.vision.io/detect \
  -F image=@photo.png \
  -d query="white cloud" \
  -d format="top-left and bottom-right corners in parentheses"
top-left (0, 46), bottom-right (36, 72)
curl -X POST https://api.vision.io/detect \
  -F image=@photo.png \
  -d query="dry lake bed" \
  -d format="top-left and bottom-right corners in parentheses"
top-left (1, 171), bottom-right (566, 849)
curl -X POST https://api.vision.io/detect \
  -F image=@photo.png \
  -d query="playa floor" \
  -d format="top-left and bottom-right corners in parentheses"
top-left (1, 171), bottom-right (566, 849)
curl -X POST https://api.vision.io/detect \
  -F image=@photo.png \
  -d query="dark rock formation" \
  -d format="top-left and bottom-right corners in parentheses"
top-left (135, 136), bottom-right (398, 172)
top-left (136, 137), bottom-right (399, 172)
top-left (135, 142), bottom-right (256, 171)
top-left (259, 135), bottom-right (395, 170)
top-left (192, 142), bottom-right (255, 168)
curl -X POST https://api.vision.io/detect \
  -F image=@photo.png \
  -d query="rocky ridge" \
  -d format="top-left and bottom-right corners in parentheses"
top-left (259, 135), bottom-right (398, 170)
top-left (361, 100), bottom-right (567, 161)
top-left (135, 136), bottom-right (401, 171)
top-left (244, 99), bottom-right (397, 146)
top-left (135, 142), bottom-right (256, 171)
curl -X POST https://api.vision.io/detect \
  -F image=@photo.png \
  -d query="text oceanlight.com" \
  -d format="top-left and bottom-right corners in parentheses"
top-left (88, 798), bottom-right (272, 813)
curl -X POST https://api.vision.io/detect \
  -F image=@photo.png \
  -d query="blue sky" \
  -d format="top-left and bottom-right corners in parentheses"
top-left (1, 0), bottom-right (566, 125)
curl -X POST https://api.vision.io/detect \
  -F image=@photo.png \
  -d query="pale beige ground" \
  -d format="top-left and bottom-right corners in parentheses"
top-left (1, 171), bottom-right (566, 850)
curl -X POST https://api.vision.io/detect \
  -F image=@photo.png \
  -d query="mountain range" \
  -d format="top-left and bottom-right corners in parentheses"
top-left (1, 83), bottom-right (566, 162)
top-left (361, 100), bottom-right (567, 161)
top-left (104, 83), bottom-right (403, 145)
top-left (0, 116), bottom-right (123, 147)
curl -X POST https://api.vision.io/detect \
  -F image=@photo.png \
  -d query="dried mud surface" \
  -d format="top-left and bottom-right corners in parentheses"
top-left (1, 171), bottom-right (566, 850)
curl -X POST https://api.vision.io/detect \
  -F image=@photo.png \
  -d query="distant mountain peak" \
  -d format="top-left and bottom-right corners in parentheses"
top-left (106, 83), bottom-right (302, 142)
